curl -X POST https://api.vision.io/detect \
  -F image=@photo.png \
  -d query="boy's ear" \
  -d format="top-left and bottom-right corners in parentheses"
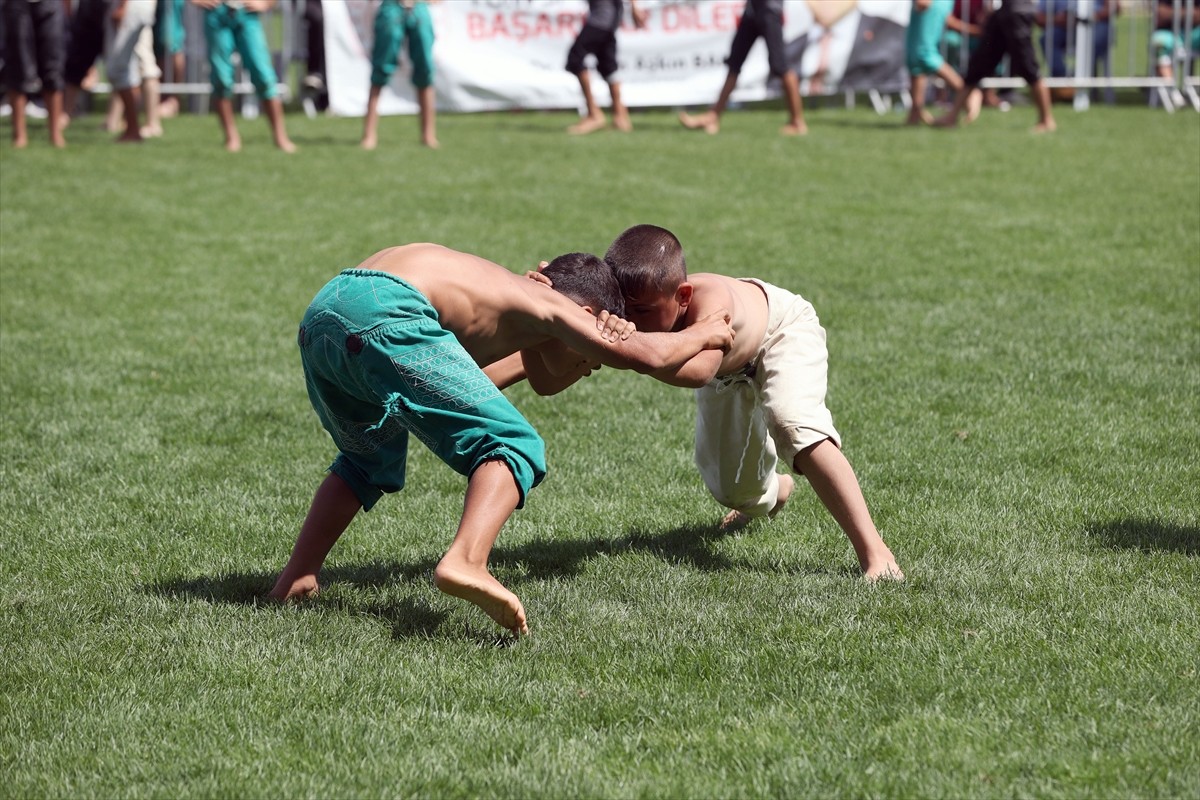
top-left (676, 282), bottom-right (693, 309)
top-left (580, 305), bottom-right (596, 316)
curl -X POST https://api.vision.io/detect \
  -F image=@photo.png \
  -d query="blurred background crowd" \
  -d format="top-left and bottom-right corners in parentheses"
top-left (2, 0), bottom-right (1198, 150)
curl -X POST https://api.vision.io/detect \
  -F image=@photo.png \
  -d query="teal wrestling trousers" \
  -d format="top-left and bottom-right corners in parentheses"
top-left (298, 269), bottom-right (546, 511)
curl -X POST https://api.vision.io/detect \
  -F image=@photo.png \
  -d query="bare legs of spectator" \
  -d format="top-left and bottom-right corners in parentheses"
top-left (681, 69), bottom-right (806, 136)
top-left (936, 79), bottom-right (1051, 132)
top-left (1029, 79), bottom-right (1056, 133)
top-left (362, 84), bottom-right (439, 149)
top-left (263, 97), bottom-right (296, 152)
top-left (8, 89), bottom-right (65, 148)
top-left (907, 63), bottom-right (965, 126)
top-left (215, 96), bottom-right (295, 153)
top-left (567, 69), bottom-right (630, 135)
top-left (140, 79), bottom-right (163, 138)
top-left (159, 52), bottom-right (185, 118)
top-left (778, 70), bottom-right (808, 135)
top-left (418, 85), bottom-right (439, 148)
top-left (105, 93), bottom-right (123, 132)
top-left (115, 86), bottom-right (144, 142)
top-left (361, 84), bottom-right (383, 150)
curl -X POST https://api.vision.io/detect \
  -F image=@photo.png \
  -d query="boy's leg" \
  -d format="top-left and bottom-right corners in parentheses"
top-left (779, 70), bottom-right (807, 135)
top-left (44, 89), bottom-right (65, 146)
top-left (568, 70), bottom-right (607, 135)
top-left (270, 472), bottom-right (363, 601)
top-left (141, 78), bottom-right (163, 137)
top-left (1029, 78), bottom-right (1056, 133)
top-left (116, 86), bottom-right (143, 141)
top-left (418, 84), bottom-right (438, 148)
top-left (262, 96), bottom-right (297, 153)
top-left (432, 459), bottom-right (529, 635)
top-left (609, 79), bottom-right (631, 131)
top-left (793, 439), bottom-right (902, 581)
top-left (213, 96), bottom-right (241, 152)
top-left (8, 91), bottom-right (29, 147)
top-left (907, 73), bottom-right (930, 124)
top-left (361, 84), bottom-right (383, 149)
top-left (680, 69), bottom-right (738, 134)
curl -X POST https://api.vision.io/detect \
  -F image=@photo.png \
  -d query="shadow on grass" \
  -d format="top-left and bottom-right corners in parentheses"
top-left (490, 521), bottom-right (839, 578)
top-left (1084, 518), bottom-right (1199, 555)
top-left (144, 520), bottom-right (835, 638)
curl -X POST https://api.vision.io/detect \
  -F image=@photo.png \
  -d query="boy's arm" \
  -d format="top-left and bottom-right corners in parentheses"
top-left (645, 349), bottom-right (725, 389)
top-left (482, 352), bottom-right (528, 390)
top-left (543, 303), bottom-right (732, 374)
top-left (519, 350), bottom-right (597, 396)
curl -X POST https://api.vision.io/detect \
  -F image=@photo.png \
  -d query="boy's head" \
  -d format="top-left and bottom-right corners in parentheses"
top-left (541, 252), bottom-right (625, 318)
top-left (603, 224), bottom-right (691, 333)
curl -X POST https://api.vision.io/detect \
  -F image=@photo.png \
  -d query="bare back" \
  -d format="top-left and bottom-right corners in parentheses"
top-left (356, 244), bottom-right (573, 366)
top-left (682, 274), bottom-right (770, 377)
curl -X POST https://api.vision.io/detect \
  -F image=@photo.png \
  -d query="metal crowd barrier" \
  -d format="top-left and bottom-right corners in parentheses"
top-left (952, 0), bottom-right (1199, 113)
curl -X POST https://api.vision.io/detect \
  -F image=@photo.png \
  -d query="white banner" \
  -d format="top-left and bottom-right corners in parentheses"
top-left (325, 0), bottom-right (911, 117)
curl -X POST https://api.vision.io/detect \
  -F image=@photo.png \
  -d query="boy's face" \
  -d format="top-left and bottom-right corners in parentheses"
top-left (624, 284), bottom-right (691, 333)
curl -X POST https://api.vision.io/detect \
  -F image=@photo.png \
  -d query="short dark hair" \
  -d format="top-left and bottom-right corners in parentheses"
top-left (541, 252), bottom-right (625, 317)
top-left (603, 224), bottom-right (687, 299)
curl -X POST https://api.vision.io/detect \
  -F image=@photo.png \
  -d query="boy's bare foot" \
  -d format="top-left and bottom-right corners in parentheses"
top-left (12, 134), bottom-right (28, 149)
top-left (780, 122), bottom-right (808, 136)
top-left (1032, 120), bottom-right (1057, 134)
top-left (160, 97), bottom-right (179, 118)
top-left (140, 123), bottom-right (163, 138)
top-left (862, 553), bottom-right (905, 583)
top-left (719, 473), bottom-right (795, 530)
top-left (275, 137), bottom-right (297, 154)
top-left (224, 136), bottom-right (242, 153)
top-left (422, 134), bottom-right (440, 149)
top-left (965, 91), bottom-right (983, 123)
top-left (679, 110), bottom-right (719, 134)
top-left (360, 132), bottom-right (377, 150)
top-left (269, 573), bottom-right (320, 602)
top-left (613, 112), bottom-right (633, 132)
top-left (116, 131), bottom-right (144, 143)
top-left (567, 114), bottom-right (606, 135)
top-left (434, 557), bottom-right (529, 636)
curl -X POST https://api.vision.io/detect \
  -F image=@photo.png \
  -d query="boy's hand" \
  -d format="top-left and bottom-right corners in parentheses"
top-left (596, 310), bottom-right (636, 342)
top-left (693, 309), bottom-right (735, 353)
top-left (524, 263), bottom-right (552, 287)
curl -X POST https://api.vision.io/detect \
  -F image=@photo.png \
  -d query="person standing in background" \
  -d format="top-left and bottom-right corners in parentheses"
top-left (361, 0), bottom-right (438, 149)
top-left (3, 0), bottom-right (66, 147)
top-left (678, 0), bottom-right (806, 136)
top-left (565, 0), bottom-right (647, 135)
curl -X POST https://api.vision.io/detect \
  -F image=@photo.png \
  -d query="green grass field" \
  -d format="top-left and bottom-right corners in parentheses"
top-left (2, 103), bottom-right (1198, 798)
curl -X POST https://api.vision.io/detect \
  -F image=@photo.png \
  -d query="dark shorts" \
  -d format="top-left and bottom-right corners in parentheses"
top-left (64, 0), bottom-right (108, 87)
top-left (3, 0), bottom-right (65, 95)
top-left (965, 8), bottom-right (1040, 86)
top-left (566, 23), bottom-right (618, 79)
top-left (725, 1), bottom-right (788, 77)
top-left (299, 270), bottom-right (547, 511)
